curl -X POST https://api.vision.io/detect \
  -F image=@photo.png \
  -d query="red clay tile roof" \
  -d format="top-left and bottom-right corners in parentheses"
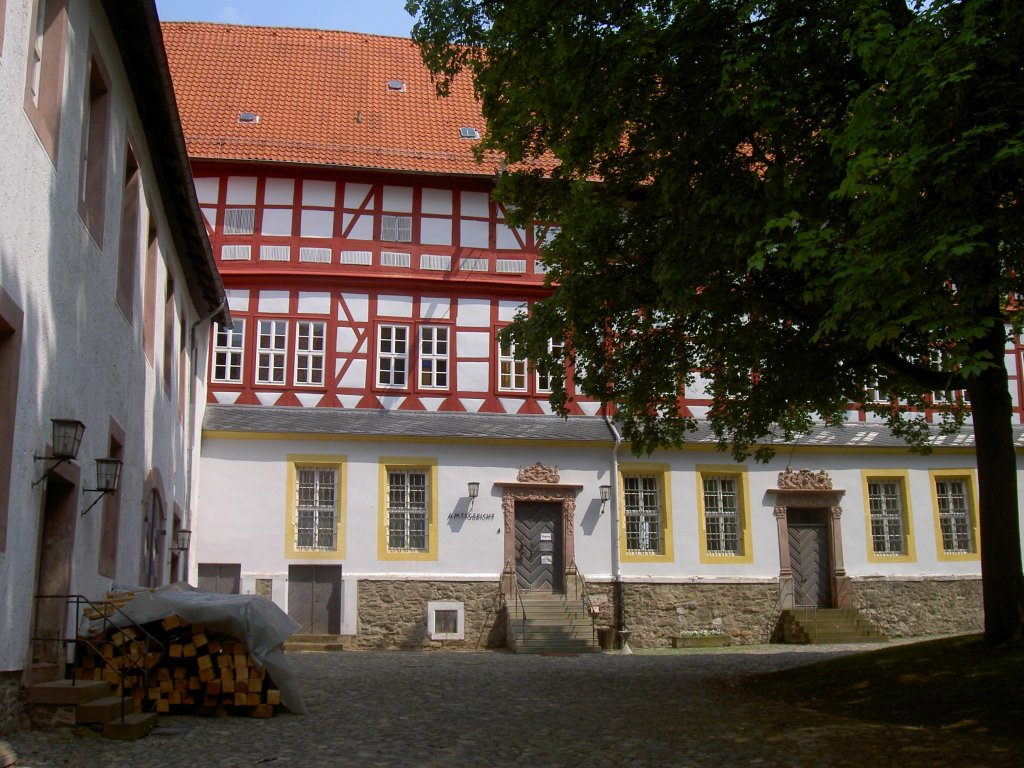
top-left (161, 22), bottom-right (499, 176)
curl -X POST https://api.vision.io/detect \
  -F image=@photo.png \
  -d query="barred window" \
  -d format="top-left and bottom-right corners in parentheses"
top-left (419, 326), bottom-right (449, 388)
top-left (868, 480), bottom-right (906, 555)
top-left (498, 340), bottom-right (527, 391)
top-left (295, 321), bottom-right (326, 386)
top-left (256, 319), bottom-right (287, 384)
top-left (212, 319), bottom-right (244, 383)
top-left (378, 325), bottom-right (408, 387)
top-left (295, 467), bottom-right (336, 550)
top-left (936, 479), bottom-right (973, 553)
top-left (388, 470), bottom-right (428, 551)
top-left (624, 475), bottom-right (661, 553)
top-left (703, 476), bottom-right (740, 554)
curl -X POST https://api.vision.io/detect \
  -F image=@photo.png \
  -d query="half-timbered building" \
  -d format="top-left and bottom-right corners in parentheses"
top-left (162, 21), bottom-right (1023, 650)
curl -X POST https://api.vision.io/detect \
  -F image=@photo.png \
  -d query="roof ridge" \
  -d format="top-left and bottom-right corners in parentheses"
top-left (160, 19), bottom-right (414, 42)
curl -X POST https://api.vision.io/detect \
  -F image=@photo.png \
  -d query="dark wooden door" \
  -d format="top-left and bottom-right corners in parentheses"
top-left (789, 522), bottom-right (831, 607)
top-left (198, 563), bottom-right (241, 594)
top-left (287, 565), bottom-right (341, 634)
top-left (515, 502), bottom-right (563, 591)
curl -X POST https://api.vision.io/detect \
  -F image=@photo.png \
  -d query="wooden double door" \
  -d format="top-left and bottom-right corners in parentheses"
top-left (287, 565), bottom-right (342, 635)
top-left (514, 502), bottom-right (563, 591)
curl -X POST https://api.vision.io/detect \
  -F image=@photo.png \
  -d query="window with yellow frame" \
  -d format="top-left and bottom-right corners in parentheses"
top-left (930, 470), bottom-right (980, 560)
top-left (860, 470), bottom-right (915, 563)
top-left (696, 466), bottom-right (752, 563)
top-left (618, 463), bottom-right (673, 562)
top-left (377, 457), bottom-right (439, 561)
top-left (285, 455), bottom-right (346, 559)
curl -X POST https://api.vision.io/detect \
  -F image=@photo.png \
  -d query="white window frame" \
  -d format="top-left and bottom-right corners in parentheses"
top-left (419, 325), bottom-right (449, 389)
top-left (256, 319), bottom-right (287, 385)
top-left (294, 320), bottom-right (326, 387)
top-left (623, 475), bottom-right (661, 554)
top-left (498, 339), bottom-right (527, 392)
top-left (427, 601), bottom-right (464, 641)
top-left (295, 467), bottom-right (336, 551)
top-left (536, 339), bottom-right (564, 393)
top-left (381, 214), bottom-right (413, 243)
top-left (387, 469), bottom-right (428, 551)
top-left (868, 479), bottom-right (906, 555)
top-left (702, 476), bottom-right (740, 555)
top-left (936, 478), bottom-right (973, 553)
top-left (377, 324), bottom-right (409, 388)
top-left (212, 318), bottom-right (245, 383)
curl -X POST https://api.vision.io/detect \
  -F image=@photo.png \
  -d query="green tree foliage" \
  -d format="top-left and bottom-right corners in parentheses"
top-left (408, 0), bottom-right (1024, 642)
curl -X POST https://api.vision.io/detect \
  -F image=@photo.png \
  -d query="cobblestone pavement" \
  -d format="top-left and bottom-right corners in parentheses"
top-left (6, 644), bottom-right (1022, 767)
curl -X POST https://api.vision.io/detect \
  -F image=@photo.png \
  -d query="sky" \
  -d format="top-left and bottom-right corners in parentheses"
top-left (155, 0), bottom-right (419, 38)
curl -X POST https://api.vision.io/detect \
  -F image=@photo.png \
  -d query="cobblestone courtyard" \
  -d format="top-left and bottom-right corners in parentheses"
top-left (6, 645), bottom-right (1021, 767)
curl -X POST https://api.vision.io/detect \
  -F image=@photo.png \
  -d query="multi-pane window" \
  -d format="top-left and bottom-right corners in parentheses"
top-left (212, 319), bottom-right (245, 383)
top-left (498, 340), bottom-right (527, 391)
top-left (702, 476), bottom-right (740, 554)
top-left (295, 321), bottom-right (326, 386)
top-left (381, 214), bottom-right (413, 242)
top-left (868, 479), bottom-right (906, 555)
top-left (387, 470), bottom-right (428, 551)
top-left (624, 475), bottom-right (661, 553)
top-left (936, 479), bottom-right (973, 553)
top-left (419, 326), bottom-right (449, 388)
top-left (378, 325), bottom-right (408, 387)
top-left (256, 319), bottom-right (287, 384)
top-left (536, 340), bottom-right (564, 393)
top-left (295, 467), bottom-right (336, 550)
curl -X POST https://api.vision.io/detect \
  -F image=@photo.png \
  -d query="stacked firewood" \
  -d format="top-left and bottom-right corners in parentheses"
top-left (75, 613), bottom-right (281, 717)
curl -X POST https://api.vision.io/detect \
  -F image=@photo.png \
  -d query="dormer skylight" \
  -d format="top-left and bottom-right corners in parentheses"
top-left (387, 79), bottom-right (406, 92)
top-left (459, 127), bottom-right (480, 140)
top-left (238, 112), bottom-right (259, 124)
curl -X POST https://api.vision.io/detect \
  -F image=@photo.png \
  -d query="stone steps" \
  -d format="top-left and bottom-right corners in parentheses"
top-left (285, 634), bottom-right (346, 652)
top-left (780, 608), bottom-right (885, 644)
top-left (24, 679), bottom-right (156, 740)
top-left (508, 593), bottom-right (601, 654)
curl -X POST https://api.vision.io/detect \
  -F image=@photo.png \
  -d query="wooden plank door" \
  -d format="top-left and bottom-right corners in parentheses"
top-left (788, 523), bottom-right (831, 607)
top-left (514, 502), bottom-right (563, 591)
top-left (287, 565), bottom-right (342, 634)
top-left (197, 563), bottom-right (241, 594)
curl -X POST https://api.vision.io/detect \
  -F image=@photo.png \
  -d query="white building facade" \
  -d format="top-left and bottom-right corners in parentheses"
top-left (0, 0), bottom-right (226, 732)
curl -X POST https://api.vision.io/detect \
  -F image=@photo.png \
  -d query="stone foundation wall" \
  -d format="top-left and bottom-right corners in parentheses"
top-left (0, 671), bottom-right (22, 736)
top-left (356, 580), bottom-right (505, 650)
top-left (616, 583), bottom-right (780, 648)
top-left (852, 577), bottom-right (983, 637)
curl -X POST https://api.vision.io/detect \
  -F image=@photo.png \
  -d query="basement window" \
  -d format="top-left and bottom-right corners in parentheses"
top-left (459, 127), bottom-right (480, 140)
top-left (427, 601), bottom-right (464, 641)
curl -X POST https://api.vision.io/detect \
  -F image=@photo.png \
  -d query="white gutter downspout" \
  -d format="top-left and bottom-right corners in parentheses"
top-left (604, 413), bottom-right (624, 637)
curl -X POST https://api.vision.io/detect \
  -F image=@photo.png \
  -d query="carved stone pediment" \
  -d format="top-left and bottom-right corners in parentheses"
top-left (777, 468), bottom-right (833, 491)
top-left (518, 463), bottom-right (560, 484)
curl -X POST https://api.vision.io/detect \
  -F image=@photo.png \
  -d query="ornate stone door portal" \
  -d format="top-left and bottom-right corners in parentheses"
top-left (769, 468), bottom-right (851, 610)
top-left (496, 463), bottom-right (582, 597)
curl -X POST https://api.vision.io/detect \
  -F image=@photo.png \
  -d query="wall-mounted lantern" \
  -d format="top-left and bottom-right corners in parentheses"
top-left (33, 419), bottom-right (86, 486)
top-left (81, 458), bottom-right (123, 516)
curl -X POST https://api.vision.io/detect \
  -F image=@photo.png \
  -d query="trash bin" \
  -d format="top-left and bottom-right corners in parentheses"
top-left (597, 626), bottom-right (617, 650)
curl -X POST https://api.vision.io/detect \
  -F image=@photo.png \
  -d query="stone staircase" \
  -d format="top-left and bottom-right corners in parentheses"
top-left (284, 634), bottom-right (346, 652)
top-left (24, 672), bottom-right (157, 740)
top-left (508, 592), bottom-right (601, 654)
top-left (779, 608), bottom-right (885, 644)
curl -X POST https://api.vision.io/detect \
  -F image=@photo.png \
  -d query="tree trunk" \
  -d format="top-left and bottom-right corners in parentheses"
top-left (967, 325), bottom-right (1024, 644)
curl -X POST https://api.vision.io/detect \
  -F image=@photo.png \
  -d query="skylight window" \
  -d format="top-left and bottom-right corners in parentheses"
top-left (459, 127), bottom-right (480, 140)
top-left (238, 112), bottom-right (259, 124)
top-left (387, 79), bottom-right (406, 92)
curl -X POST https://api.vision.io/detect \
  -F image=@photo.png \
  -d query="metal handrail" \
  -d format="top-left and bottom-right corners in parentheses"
top-left (567, 559), bottom-right (597, 646)
top-left (32, 593), bottom-right (166, 722)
